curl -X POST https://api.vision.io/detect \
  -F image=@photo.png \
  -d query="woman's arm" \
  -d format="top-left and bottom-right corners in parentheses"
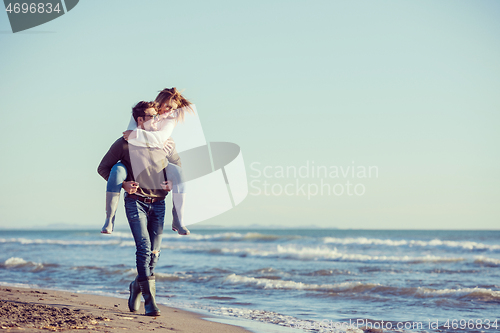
top-left (127, 117), bottom-right (177, 149)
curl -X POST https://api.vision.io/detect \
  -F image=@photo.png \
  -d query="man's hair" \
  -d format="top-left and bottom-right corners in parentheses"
top-left (132, 101), bottom-right (159, 123)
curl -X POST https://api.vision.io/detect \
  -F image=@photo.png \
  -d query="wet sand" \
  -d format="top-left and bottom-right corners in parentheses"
top-left (0, 286), bottom-right (252, 332)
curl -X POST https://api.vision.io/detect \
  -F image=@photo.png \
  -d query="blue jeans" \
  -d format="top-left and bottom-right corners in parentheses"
top-left (106, 162), bottom-right (128, 193)
top-left (124, 195), bottom-right (166, 279)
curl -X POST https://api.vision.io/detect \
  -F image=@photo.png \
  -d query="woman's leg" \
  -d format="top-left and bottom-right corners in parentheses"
top-left (165, 163), bottom-right (189, 235)
top-left (101, 162), bottom-right (127, 234)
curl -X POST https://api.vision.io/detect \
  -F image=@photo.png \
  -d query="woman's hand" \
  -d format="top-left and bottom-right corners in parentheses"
top-left (163, 139), bottom-right (175, 155)
top-left (123, 130), bottom-right (136, 141)
top-left (122, 181), bottom-right (139, 194)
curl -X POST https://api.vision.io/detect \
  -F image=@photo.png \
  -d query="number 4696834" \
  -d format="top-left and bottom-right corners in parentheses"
top-left (443, 319), bottom-right (498, 330)
top-left (5, 3), bottom-right (61, 14)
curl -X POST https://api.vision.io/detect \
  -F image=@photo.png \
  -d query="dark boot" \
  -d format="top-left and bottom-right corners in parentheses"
top-left (138, 276), bottom-right (160, 316)
top-left (128, 276), bottom-right (142, 312)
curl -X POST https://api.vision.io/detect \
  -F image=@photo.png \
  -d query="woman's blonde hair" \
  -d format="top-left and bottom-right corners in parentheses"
top-left (155, 87), bottom-right (194, 122)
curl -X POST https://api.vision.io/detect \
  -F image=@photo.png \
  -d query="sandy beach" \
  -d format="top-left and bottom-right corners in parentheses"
top-left (0, 286), bottom-right (252, 332)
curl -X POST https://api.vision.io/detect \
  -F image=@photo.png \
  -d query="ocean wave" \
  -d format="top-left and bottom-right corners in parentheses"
top-left (103, 231), bottom-right (133, 238)
top-left (0, 237), bottom-right (122, 246)
top-left (224, 274), bottom-right (500, 301)
top-left (201, 296), bottom-right (236, 300)
top-left (4, 257), bottom-right (30, 266)
top-left (121, 268), bottom-right (192, 281)
top-left (69, 265), bottom-right (133, 276)
top-left (55, 231), bottom-right (288, 242)
top-left (119, 241), bottom-right (196, 250)
top-left (155, 272), bottom-right (193, 281)
top-left (0, 232), bottom-right (289, 243)
top-left (217, 245), bottom-right (464, 263)
top-left (304, 269), bottom-right (353, 276)
top-left (323, 237), bottom-right (500, 252)
top-left (0, 257), bottom-right (55, 271)
top-left (473, 256), bottom-right (500, 267)
top-left (414, 286), bottom-right (500, 301)
top-left (224, 274), bottom-right (376, 292)
top-left (160, 232), bottom-right (293, 242)
top-left (0, 281), bottom-right (41, 289)
top-left (248, 267), bottom-right (283, 275)
top-left (0, 237), bottom-right (201, 249)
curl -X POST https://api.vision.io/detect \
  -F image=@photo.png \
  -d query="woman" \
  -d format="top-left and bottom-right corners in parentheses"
top-left (101, 88), bottom-right (194, 236)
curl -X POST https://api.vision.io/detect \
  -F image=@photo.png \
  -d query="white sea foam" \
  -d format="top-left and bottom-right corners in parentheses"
top-left (159, 232), bottom-right (287, 242)
top-left (0, 281), bottom-right (41, 289)
top-left (123, 268), bottom-right (192, 281)
top-left (4, 257), bottom-right (28, 266)
top-left (473, 256), bottom-right (500, 267)
top-left (415, 286), bottom-right (500, 300)
top-left (0, 237), bottom-right (193, 249)
top-left (0, 238), bottom-right (121, 246)
top-left (0, 232), bottom-right (281, 243)
top-left (2, 257), bottom-right (45, 270)
top-left (323, 237), bottom-right (500, 251)
top-left (104, 231), bottom-right (133, 238)
top-left (224, 274), bottom-right (378, 292)
top-left (162, 232), bottom-right (244, 241)
top-left (155, 272), bottom-right (193, 281)
top-left (217, 245), bottom-right (464, 263)
top-left (224, 274), bottom-right (500, 301)
top-left (117, 241), bottom-right (196, 251)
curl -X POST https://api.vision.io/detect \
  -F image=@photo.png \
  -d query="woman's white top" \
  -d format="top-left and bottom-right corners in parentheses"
top-left (126, 111), bottom-right (178, 149)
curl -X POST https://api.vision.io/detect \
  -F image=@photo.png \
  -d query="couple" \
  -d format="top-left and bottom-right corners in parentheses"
top-left (97, 88), bottom-right (192, 316)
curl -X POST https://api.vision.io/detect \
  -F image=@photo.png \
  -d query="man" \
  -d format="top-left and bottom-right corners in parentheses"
top-left (98, 101), bottom-right (178, 316)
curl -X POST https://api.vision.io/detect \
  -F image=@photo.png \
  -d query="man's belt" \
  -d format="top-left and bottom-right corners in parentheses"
top-left (127, 194), bottom-right (164, 204)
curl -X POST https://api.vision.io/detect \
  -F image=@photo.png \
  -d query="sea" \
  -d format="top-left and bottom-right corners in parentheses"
top-left (0, 228), bottom-right (499, 333)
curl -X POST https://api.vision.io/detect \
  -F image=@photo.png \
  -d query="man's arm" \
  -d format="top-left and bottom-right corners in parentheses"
top-left (97, 138), bottom-right (124, 181)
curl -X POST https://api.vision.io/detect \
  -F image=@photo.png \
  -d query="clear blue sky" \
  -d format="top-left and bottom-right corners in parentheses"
top-left (0, 0), bottom-right (499, 229)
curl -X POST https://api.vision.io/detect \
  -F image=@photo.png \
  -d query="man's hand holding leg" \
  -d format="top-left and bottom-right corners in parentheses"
top-left (161, 180), bottom-right (173, 192)
top-left (123, 181), bottom-right (139, 194)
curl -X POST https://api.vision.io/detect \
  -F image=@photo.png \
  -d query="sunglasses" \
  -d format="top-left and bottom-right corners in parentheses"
top-left (143, 114), bottom-right (159, 121)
